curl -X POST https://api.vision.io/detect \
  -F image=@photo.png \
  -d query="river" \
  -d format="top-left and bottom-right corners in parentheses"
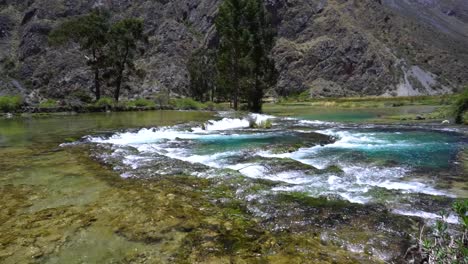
top-left (0, 107), bottom-right (466, 263)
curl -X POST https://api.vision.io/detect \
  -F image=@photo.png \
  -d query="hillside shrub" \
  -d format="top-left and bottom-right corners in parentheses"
top-left (126, 98), bottom-right (156, 108)
top-left (39, 99), bottom-right (58, 108)
top-left (169, 98), bottom-right (205, 110)
top-left (0, 95), bottom-right (23, 112)
top-left (453, 88), bottom-right (468, 124)
top-left (94, 97), bottom-right (115, 108)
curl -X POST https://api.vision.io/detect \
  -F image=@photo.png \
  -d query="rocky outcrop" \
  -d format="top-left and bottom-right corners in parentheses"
top-left (0, 0), bottom-right (467, 103)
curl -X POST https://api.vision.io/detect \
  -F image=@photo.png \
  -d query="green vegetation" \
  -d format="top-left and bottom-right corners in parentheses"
top-left (187, 49), bottom-right (218, 102)
top-left (187, 0), bottom-right (277, 113)
top-left (125, 98), bottom-right (156, 108)
top-left (248, 116), bottom-right (273, 129)
top-left (416, 200), bottom-right (468, 264)
top-left (38, 99), bottom-right (58, 108)
top-left (49, 10), bottom-right (109, 101)
top-left (93, 97), bottom-right (114, 108)
top-left (105, 18), bottom-right (145, 102)
top-left (216, 0), bottom-right (277, 112)
top-left (453, 88), bottom-right (468, 124)
top-left (0, 95), bottom-right (22, 112)
top-left (49, 10), bottom-right (145, 102)
top-left (278, 94), bottom-right (456, 108)
top-left (169, 98), bottom-right (206, 110)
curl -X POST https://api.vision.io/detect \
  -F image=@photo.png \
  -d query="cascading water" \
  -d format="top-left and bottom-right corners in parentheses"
top-left (84, 112), bottom-right (467, 224)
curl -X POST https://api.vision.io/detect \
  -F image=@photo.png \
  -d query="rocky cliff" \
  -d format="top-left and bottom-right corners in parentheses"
top-left (0, 0), bottom-right (467, 103)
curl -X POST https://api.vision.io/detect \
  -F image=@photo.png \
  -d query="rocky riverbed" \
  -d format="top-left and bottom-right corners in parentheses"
top-left (0, 110), bottom-right (466, 263)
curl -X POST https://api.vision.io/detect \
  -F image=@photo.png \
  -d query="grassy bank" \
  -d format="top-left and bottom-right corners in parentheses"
top-left (267, 94), bottom-right (463, 124)
top-left (0, 96), bottom-right (229, 115)
top-left (277, 94), bottom-right (456, 108)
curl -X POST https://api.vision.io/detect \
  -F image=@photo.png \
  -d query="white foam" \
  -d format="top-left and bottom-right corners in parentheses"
top-left (227, 163), bottom-right (267, 178)
top-left (299, 120), bottom-right (335, 126)
top-left (192, 113), bottom-right (275, 132)
top-left (392, 209), bottom-right (460, 224)
top-left (89, 127), bottom-right (202, 145)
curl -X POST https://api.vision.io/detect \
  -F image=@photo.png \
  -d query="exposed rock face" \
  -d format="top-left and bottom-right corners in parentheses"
top-left (0, 0), bottom-right (467, 102)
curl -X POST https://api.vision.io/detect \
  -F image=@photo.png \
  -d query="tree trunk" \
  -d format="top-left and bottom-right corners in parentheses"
top-left (114, 70), bottom-right (123, 102)
top-left (251, 76), bottom-right (263, 113)
top-left (92, 49), bottom-right (101, 101)
top-left (114, 44), bottom-right (130, 103)
top-left (233, 54), bottom-right (239, 111)
top-left (94, 68), bottom-right (101, 101)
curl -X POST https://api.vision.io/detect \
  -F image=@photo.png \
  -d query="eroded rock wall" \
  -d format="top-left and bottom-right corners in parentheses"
top-left (0, 0), bottom-right (467, 102)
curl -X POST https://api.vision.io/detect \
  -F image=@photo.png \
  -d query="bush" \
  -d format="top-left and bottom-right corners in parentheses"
top-left (407, 200), bottom-right (468, 263)
top-left (259, 119), bottom-right (273, 129)
top-left (154, 92), bottom-right (170, 108)
top-left (0, 95), bottom-right (23, 112)
top-left (453, 88), bottom-right (468, 124)
top-left (94, 97), bottom-right (115, 108)
top-left (169, 98), bottom-right (205, 110)
top-left (71, 91), bottom-right (94, 104)
top-left (126, 98), bottom-right (156, 108)
top-left (39, 99), bottom-right (58, 108)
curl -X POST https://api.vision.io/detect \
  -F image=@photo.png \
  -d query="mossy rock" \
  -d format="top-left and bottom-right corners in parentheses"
top-left (320, 165), bottom-right (344, 175)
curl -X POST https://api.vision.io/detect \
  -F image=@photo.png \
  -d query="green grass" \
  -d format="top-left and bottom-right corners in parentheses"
top-left (125, 98), bottom-right (156, 108)
top-left (0, 95), bottom-right (23, 112)
top-left (169, 98), bottom-right (206, 110)
top-left (278, 94), bottom-right (456, 108)
top-left (94, 97), bottom-right (115, 108)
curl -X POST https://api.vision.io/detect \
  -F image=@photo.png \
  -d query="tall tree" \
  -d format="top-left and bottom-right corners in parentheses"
top-left (49, 10), bottom-right (110, 101)
top-left (216, 0), bottom-right (250, 111)
top-left (244, 0), bottom-right (277, 112)
top-left (106, 18), bottom-right (145, 102)
top-left (188, 49), bottom-right (218, 102)
top-left (215, 0), bottom-right (276, 112)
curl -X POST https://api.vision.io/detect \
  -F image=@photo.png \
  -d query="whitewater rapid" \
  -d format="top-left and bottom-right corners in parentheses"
top-left (85, 112), bottom-right (465, 223)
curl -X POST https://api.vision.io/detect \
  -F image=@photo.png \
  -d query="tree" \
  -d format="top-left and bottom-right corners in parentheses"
top-left (244, 0), bottom-right (277, 112)
top-left (454, 88), bottom-right (468, 124)
top-left (216, 0), bottom-right (251, 111)
top-left (49, 10), bottom-right (110, 101)
top-left (188, 49), bottom-right (218, 102)
top-left (215, 0), bottom-right (277, 112)
top-left (106, 18), bottom-right (145, 102)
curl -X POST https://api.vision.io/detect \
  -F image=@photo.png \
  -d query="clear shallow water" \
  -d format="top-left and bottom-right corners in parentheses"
top-left (264, 105), bottom-right (437, 122)
top-left (85, 113), bottom-right (467, 223)
top-left (1, 108), bottom-right (466, 262)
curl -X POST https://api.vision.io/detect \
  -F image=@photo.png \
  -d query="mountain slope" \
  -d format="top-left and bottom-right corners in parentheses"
top-left (0, 0), bottom-right (467, 103)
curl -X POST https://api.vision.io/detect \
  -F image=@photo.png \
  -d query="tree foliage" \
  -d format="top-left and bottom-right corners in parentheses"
top-left (453, 88), bottom-right (468, 124)
top-left (106, 18), bottom-right (145, 102)
top-left (49, 10), bottom-right (110, 101)
top-left (214, 0), bottom-right (277, 112)
top-left (49, 10), bottom-right (145, 102)
top-left (188, 49), bottom-right (218, 102)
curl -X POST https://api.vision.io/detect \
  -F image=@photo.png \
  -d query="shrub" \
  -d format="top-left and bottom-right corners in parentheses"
top-left (422, 201), bottom-right (467, 263)
top-left (247, 115), bottom-right (258, 128)
top-left (39, 99), bottom-right (58, 108)
top-left (94, 97), bottom-right (115, 108)
top-left (71, 91), bottom-right (93, 103)
top-left (453, 88), bottom-right (468, 124)
top-left (126, 98), bottom-right (156, 108)
top-left (154, 92), bottom-right (170, 108)
top-left (407, 200), bottom-right (468, 263)
top-left (169, 98), bottom-right (205, 110)
top-left (204, 101), bottom-right (216, 111)
top-left (258, 119), bottom-right (273, 129)
top-left (0, 95), bottom-right (23, 112)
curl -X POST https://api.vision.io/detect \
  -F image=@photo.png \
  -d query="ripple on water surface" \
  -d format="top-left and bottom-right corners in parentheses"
top-left (85, 113), bottom-right (467, 222)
